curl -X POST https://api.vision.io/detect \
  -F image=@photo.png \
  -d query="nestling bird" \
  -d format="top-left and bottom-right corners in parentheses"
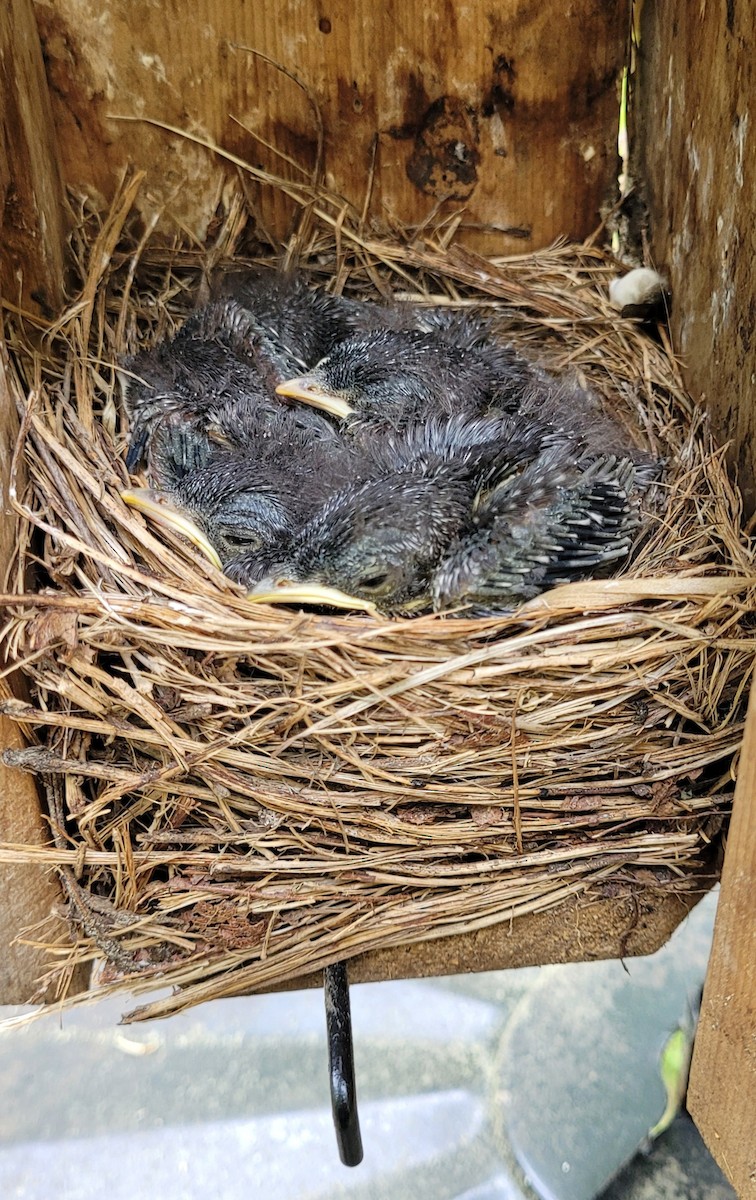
top-left (231, 414), bottom-right (540, 603)
top-left (124, 403), bottom-right (359, 569)
top-left (121, 297), bottom-right (273, 473)
top-left (122, 269), bottom-right (364, 474)
top-left (432, 450), bottom-right (638, 613)
top-left (210, 268), bottom-right (363, 387)
top-left (121, 272), bottom-right (656, 610)
top-left (238, 414), bottom-right (645, 614)
top-left (275, 328), bottom-right (541, 429)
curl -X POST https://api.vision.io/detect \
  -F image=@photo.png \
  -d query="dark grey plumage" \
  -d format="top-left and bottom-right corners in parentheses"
top-left (236, 471), bottom-right (467, 603)
top-left (123, 271), bottom-right (362, 474)
top-left (211, 268), bottom-right (361, 383)
top-left (122, 298), bottom-right (271, 473)
top-left (337, 297), bottom-right (508, 347)
top-left (432, 451), bottom-right (638, 613)
top-left (410, 308), bottom-right (511, 349)
top-left (137, 405), bottom-right (360, 566)
top-left (275, 328), bottom-right (539, 430)
top-left (237, 415), bottom-right (645, 614)
top-left (121, 272), bottom-right (656, 608)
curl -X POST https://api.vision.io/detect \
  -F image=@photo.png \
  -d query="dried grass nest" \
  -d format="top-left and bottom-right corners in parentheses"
top-left (2, 172), bottom-right (755, 1021)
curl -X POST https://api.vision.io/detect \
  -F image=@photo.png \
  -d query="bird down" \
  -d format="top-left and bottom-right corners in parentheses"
top-left (121, 269), bottom-right (660, 615)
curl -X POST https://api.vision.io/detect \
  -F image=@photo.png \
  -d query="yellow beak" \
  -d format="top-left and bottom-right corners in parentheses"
top-left (121, 488), bottom-right (223, 570)
top-left (247, 578), bottom-right (378, 614)
top-left (275, 376), bottom-right (354, 420)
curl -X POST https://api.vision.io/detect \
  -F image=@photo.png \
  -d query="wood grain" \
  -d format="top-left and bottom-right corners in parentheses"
top-left (0, 344), bottom-right (71, 1005)
top-left (688, 680), bottom-right (756, 1198)
top-left (640, 7), bottom-right (756, 1187)
top-left (639, 0), bottom-right (756, 512)
top-left (282, 885), bottom-right (706, 992)
top-left (0, 0), bottom-right (70, 1004)
top-left (0, 0), bottom-right (66, 315)
top-left (32, 0), bottom-right (629, 254)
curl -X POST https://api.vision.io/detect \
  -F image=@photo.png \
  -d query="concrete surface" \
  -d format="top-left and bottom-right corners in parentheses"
top-left (0, 889), bottom-right (735, 1200)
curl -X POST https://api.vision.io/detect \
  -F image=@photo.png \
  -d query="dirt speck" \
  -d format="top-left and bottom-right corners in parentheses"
top-left (406, 97), bottom-right (480, 200)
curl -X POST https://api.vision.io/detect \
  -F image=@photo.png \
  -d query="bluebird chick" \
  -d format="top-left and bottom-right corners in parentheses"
top-left (123, 266), bottom-right (371, 472)
top-left (121, 297), bottom-right (273, 474)
top-left (123, 402), bottom-right (361, 570)
top-left (432, 450), bottom-right (639, 613)
top-left (236, 416), bottom-right (563, 608)
top-left (240, 414), bottom-right (650, 614)
top-left (274, 328), bottom-right (540, 429)
top-left (210, 268), bottom-right (362, 387)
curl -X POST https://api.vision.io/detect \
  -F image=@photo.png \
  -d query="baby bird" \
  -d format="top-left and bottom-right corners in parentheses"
top-left (275, 328), bottom-right (540, 429)
top-left (121, 297), bottom-right (272, 473)
top-left (240, 420), bottom-right (595, 609)
top-left (239, 415), bottom-right (644, 614)
top-left (277, 326), bottom-right (651, 476)
top-left (210, 268), bottom-right (361, 386)
top-left (124, 402), bottom-right (359, 570)
top-left (123, 269), bottom-right (363, 473)
top-left (432, 450), bottom-right (638, 613)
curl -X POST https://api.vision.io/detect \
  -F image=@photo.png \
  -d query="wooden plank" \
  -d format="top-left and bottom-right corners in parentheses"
top-left (643, 9), bottom-right (756, 1185)
top-left (0, 722), bottom-right (64, 1005)
top-left (687, 680), bottom-right (756, 1198)
top-left (0, 0), bottom-right (66, 314)
top-left (32, 0), bottom-right (629, 255)
top-left (639, 0), bottom-right (756, 512)
top-left (283, 886), bottom-right (704, 992)
top-left (640, 9), bottom-right (756, 1188)
top-left (0, 0), bottom-right (73, 1004)
top-left (0, 345), bottom-right (75, 1005)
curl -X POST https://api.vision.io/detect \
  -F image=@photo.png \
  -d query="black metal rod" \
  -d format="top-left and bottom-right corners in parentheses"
top-left (324, 960), bottom-right (364, 1166)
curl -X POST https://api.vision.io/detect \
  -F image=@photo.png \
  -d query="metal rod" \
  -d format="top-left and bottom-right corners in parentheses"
top-left (324, 960), bottom-right (364, 1166)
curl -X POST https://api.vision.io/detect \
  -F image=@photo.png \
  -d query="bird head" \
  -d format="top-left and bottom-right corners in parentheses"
top-left (122, 469), bottom-right (292, 569)
top-left (241, 469), bottom-right (470, 614)
top-left (121, 487), bottom-right (224, 569)
top-left (275, 330), bottom-right (471, 426)
top-left (273, 337), bottom-right (371, 419)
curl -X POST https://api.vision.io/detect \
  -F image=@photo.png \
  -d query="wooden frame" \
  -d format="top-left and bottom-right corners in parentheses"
top-left (640, 3), bottom-right (756, 1190)
top-left (0, 0), bottom-right (754, 1189)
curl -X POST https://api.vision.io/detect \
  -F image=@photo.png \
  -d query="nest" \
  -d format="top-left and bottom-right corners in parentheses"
top-left (2, 168), bottom-right (755, 1021)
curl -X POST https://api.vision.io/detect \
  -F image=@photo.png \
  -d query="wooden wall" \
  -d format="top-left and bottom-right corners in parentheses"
top-left (0, 0), bottom-right (65, 313)
top-left (29, 0), bottom-right (629, 254)
top-left (687, 685), bottom-right (756, 1199)
top-left (640, 1), bottom-right (756, 1192)
top-left (0, 347), bottom-right (68, 1005)
top-left (0, 0), bottom-right (69, 1005)
top-left (640, 0), bottom-right (756, 513)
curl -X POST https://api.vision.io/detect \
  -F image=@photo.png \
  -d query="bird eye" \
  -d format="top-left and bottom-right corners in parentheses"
top-left (355, 569), bottom-right (394, 594)
top-left (220, 531), bottom-right (263, 551)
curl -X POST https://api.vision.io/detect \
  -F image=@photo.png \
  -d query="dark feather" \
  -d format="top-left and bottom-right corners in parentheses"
top-left (433, 455), bottom-right (639, 610)
top-left (211, 268), bottom-right (357, 373)
top-left (124, 270), bottom-right (359, 473)
top-left (237, 417), bottom-right (581, 610)
top-left (146, 405), bottom-right (359, 565)
top-left (291, 328), bottom-right (541, 431)
top-left (121, 299), bottom-right (271, 472)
